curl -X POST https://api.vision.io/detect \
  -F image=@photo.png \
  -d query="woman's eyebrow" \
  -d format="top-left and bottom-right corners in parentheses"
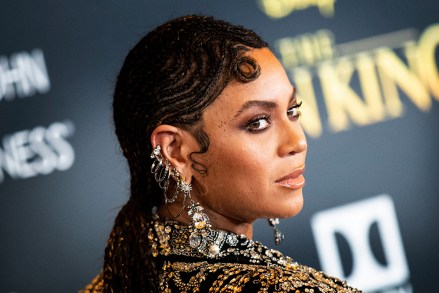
top-left (234, 100), bottom-right (277, 118)
top-left (234, 88), bottom-right (297, 118)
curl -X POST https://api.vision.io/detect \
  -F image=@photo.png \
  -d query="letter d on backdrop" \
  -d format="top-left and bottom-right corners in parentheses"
top-left (311, 194), bottom-right (409, 291)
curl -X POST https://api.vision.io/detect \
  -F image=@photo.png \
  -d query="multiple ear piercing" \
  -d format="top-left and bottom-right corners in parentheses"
top-left (150, 144), bottom-right (284, 248)
top-left (150, 145), bottom-right (219, 256)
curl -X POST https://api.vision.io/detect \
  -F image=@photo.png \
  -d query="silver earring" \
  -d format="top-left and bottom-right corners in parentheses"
top-left (174, 174), bottom-right (218, 257)
top-left (151, 145), bottom-right (192, 207)
top-left (187, 201), bottom-right (220, 257)
top-left (268, 218), bottom-right (284, 245)
top-left (151, 145), bottom-right (178, 204)
top-left (150, 145), bottom-right (218, 256)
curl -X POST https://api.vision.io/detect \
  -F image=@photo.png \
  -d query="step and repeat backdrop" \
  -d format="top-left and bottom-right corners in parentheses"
top-left (1, 0), bottom-right (438, 292)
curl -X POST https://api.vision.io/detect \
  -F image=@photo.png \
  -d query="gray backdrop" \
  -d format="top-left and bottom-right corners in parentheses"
top-left (1, 0), bottom-right (438, 292)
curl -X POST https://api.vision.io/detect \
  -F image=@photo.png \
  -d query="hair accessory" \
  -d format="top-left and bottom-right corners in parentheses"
top-left (268, 218), bottom-right (284, 245)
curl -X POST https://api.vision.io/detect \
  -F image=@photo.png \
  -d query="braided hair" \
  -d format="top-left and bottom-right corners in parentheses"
top-left (104, 15), bottom-right (268, 292)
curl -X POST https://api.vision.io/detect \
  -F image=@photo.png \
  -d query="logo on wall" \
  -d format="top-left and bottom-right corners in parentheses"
top-left (0, 49), bottom-right (75, 184)
top-left (257, 0), bottom-right (336, 19)
top-left (311, 194), bottom-right (411, 292)
top-left (0, 49), bottom-right (50, 101)
top-left (0, 121), bottom-right (75, 183)
top-left (274, 24), bottom-right (439, 138)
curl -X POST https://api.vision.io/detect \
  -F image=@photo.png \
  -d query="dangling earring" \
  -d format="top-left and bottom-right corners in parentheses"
top-left (150, 145), bottom-right (177, 204)
top-left (268, 218), bottom-right (284, 245)
top-left (173, 172), bottom-right (218, 257)
top-left (173, 173), bottom-right (219, 257)
top-left (187, 200), bottom-right (220, 257)
top-left (150, 145), bottom-right (218, 256)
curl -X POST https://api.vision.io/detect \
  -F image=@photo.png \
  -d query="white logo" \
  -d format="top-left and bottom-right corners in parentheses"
top-left (311, 194), bottom-right (409, 292)
top-left (0, 48), bottom-right (50, 101)
top-left (0, 121), bottom-right (75, 183)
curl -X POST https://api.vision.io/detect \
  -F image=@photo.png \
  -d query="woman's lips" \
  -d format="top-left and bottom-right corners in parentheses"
top-left (275, 167), bottom-right (305, 189)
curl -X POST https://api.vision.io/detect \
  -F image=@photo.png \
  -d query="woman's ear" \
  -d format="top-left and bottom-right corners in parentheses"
top-left (150, 125), bottom-right (197, 181)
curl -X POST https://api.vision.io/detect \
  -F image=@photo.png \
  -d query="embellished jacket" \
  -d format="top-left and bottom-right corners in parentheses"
top-left (82, 220), bottom-right (362, 292)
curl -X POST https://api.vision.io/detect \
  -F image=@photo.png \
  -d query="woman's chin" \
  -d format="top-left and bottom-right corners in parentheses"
top-left (273, 192), bottom-right (304, 218)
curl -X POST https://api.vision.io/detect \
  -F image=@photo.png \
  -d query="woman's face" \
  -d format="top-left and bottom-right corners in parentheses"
top-left (192, 48), bottom-right (307, 224)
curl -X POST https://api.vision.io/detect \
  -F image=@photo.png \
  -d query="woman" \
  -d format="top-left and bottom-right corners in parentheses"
top-left (83, 15), bottom-right (361, 292)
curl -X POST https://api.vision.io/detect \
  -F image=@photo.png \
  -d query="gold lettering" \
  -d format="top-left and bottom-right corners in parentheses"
top-left (277, 38), bottom-right (300, 68)
top-left (356, 53), bottom-right (386, 122)
top-left (317, 0), bottom-right (336, 17)
top-left (258, 0), bottom-right (290, 19)
top-left (376, 48), bottom-right (431, 117)
top-left (276, 25), bottom-right (439, 137)
top-left (257, 0), bottom-right (336, 19)
top-left (318, 58), bottom-right (374, 132)
top-left (416, 24), bottom-right (439, 100)
top-left (316, 30), bottom-right (335, 61)
top-left (404, 41), bottom-right (421, 83)
top-left (276, 30), bottom-right (335, 67)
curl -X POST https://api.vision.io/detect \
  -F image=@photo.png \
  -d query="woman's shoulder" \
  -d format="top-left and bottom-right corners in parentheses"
top-left (80, 220), bottom-right (361, 292)
top-left (153, 219), bottom-right (361, 292)
top-left (161, 259), bottom-right (361, 292)
top-left (80, 262), bottom-right (361, 293)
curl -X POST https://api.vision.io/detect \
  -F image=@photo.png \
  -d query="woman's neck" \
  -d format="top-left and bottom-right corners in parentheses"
top-left (157, 202), bottom-right (254, 239)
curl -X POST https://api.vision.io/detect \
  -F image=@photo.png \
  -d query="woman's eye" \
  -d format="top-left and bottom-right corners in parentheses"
top-left (246, 116), bottom-right (270, 132)
top-left (287, 101), bottom-right (303, 119)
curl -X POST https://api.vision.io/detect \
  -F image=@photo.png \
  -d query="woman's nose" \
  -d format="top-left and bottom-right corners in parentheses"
top-left (277, 120), bottom-right (307, 157)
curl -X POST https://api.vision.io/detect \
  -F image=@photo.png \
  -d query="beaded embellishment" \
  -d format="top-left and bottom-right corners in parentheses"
top-left (146, 219), bottom-right (362, 293)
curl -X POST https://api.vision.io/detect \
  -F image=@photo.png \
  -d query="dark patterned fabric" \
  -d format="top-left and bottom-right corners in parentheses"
top-left (82, 220), bottom-right (362, 292)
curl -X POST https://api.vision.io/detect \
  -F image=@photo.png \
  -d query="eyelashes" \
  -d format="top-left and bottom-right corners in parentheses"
top-left (244, 102), bottom-right (302, 133)
top-left (287, 101), bottom-right (302, 119)
top-left (245, 114), bottom-right (271, 132)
